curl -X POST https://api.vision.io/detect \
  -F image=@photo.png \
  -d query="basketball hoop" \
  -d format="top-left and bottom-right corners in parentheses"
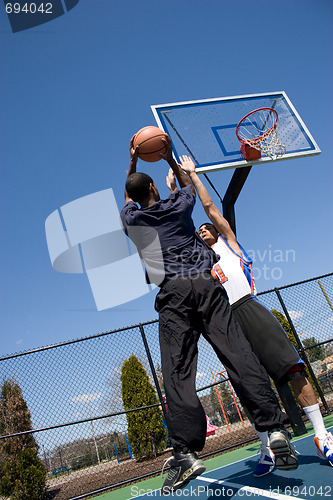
top-left (236, 107), bottom-right (286, 161)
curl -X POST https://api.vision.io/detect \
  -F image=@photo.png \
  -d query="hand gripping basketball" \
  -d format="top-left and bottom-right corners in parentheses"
top-left (133, 126), bottom-right (169, 162)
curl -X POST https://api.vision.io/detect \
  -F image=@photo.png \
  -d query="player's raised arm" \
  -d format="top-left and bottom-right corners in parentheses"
top-left (160, 136), bottom-right (194, 194)
top-left (179, 155), bottom-right (240, 253)
top-left (124, 135), bottom-right (139, 203)
top-left (128, 134), bottom-right (139, 178)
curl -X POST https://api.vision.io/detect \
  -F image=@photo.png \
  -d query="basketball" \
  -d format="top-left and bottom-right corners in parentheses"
top-left (133, 126), bottom-right (168, 162)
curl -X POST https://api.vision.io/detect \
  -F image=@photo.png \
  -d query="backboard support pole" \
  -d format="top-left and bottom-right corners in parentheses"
top-left (222, 165), bottom-right (252, 236)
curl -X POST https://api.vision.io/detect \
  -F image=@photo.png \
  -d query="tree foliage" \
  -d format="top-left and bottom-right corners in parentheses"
top-left (121, 355), bottom-right (166, 460)
top-left (210, 386), bottom-right (223, 425)
top-left (213, 380), bottom-right (243, 425)
top-left (271, 309), bottom-right (319, 396)
top-left (0, 378), bottom-right (46, 500)
top-left (271, 309), bottom-right (324, 362)
top-left (271, 309), bottom-right (299, 350)
top-left (302, 337), bottom-right (325, 362)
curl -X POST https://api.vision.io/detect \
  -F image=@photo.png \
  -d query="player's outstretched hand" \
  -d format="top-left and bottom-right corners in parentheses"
top-left (160, 135), bottom-right (173, 163)
top-left (166, 168), bottom-right (177, 192)
top-left (179, 155), bottom-right (196, 174)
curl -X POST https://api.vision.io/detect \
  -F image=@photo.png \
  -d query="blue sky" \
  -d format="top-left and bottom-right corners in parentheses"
top-left (1, 0), bottom-right (333, 357)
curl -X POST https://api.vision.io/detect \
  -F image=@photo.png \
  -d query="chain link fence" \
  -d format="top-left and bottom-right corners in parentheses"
top-left (0, 273), bottom-right (332, 500)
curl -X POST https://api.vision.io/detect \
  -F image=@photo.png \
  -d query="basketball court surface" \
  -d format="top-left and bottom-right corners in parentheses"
top-left (91, 418), bottom-right (333, 500)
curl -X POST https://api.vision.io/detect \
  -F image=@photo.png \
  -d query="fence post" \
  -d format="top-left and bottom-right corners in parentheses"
top-left (114, 443), bottom-right (119, 464)
top-left (276, 381), bottom-right (307, 436)
top-left (275, 288), bottom-right (330, 415)
top-left (125, 435), bottom-right (133, 460)
top-left (139, 324), bottom-right (168, 423)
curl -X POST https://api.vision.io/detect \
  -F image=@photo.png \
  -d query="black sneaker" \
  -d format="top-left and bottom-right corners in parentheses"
top-left (268, 427), bottom-right (298, 471)
top-left (161, 451), bottom-right (206, 494)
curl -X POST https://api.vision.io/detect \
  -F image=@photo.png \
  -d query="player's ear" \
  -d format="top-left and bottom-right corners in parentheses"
top-left (150, 182), bottom-right (157, 195)
top-left (152, 182), bottom-right (160, 200)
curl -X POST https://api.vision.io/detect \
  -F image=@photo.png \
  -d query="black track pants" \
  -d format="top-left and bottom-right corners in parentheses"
top-left (155, 274), bottom-right (288, 453)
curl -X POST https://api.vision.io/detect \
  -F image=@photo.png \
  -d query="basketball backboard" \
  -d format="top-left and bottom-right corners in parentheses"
top-left (151, 92), bottom-right (321, 173)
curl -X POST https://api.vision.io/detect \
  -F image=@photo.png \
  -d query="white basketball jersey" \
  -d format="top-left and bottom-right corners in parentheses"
top-left (211, 236), bottom-right (256, 305)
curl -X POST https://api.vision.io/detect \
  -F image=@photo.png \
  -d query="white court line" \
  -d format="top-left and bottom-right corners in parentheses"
top-left (197, 476), bottom-right (307, 499)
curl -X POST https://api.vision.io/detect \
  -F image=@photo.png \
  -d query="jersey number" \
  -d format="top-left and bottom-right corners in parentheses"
top-left (211, 266), bottom-right (228, 284)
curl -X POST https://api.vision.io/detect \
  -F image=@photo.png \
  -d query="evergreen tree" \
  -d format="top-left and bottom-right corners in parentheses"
top-left (210, 379), bottom-right (237, 426)
top-left (210, 386), bottom-right (223, 425)
top-left (121, 355), bottom-right (166, 460)
top-left (217, 381), bottom-right (241, 423)
top-left (0, 378), bottom-right (46, 500)
top-left (218, 381), bottom-right (233, 406)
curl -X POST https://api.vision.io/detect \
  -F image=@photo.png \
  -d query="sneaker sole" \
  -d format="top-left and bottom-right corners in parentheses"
top-left (270, 436), bottom-right (298, 471)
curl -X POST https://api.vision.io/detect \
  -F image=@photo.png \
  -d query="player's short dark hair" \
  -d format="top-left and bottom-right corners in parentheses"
top-left (198, 222), bottom-right (218, 233)
top-left (125, 173), bottom-right (154, 204)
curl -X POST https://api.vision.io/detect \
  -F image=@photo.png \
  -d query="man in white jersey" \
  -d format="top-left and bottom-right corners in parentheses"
top-left (171, 156), bottom-right (333, 477)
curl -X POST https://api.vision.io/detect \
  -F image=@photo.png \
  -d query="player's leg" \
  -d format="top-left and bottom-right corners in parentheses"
top-left (242, 406), bottom-right (275, 477)
top-left (232, 295), bottom-right (301, 382)
top-left (289, 374), bottom-right (333, 466)
top-left (195, 275), bottom-right (298, 471)
top-left (230, 295), bottom-right (301, 473)
top-left (196, 277), bottom-right (286, 430)
top-left (290, 375), bottom-right (317, 406)
top-left (155, 278), bottom-right (206, 493)
top-left (234, 296), bottom-right (332, 466)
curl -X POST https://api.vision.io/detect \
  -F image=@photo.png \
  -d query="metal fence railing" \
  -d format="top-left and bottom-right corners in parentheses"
top-left (0, 273), bottom-right (332, 500)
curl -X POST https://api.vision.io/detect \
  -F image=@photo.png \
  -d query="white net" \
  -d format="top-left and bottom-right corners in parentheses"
top-left (237, 108), bottom-right (286, 160)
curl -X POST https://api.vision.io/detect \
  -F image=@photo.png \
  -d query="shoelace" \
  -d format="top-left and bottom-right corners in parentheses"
top-left (161, 456), bottom-right (173, 477)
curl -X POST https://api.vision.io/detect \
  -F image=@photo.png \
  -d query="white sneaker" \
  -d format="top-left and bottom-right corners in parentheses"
top-left (314, 432), bottom-right (333, 467)
top-left (253, 446), bottom-right (275, 478)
